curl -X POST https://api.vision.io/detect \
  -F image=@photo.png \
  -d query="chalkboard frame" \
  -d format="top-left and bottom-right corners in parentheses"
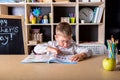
top-left (0, 15), bottom-right (26, 54)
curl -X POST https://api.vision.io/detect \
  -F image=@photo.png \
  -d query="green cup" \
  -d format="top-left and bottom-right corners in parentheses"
top-left (70, 17), bottom-right (75, 23)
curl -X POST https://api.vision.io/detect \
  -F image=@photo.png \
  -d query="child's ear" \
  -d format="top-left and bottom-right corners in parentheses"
top-left (54, 35), bottom-right (57, 40)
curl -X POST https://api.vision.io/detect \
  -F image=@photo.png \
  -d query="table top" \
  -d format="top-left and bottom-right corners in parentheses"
top-left (0, 55), bottom-right (120, 80)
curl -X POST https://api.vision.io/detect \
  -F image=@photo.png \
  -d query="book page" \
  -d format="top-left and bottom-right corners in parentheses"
top-left (49, 55), bottom-right (77, 64)
top-left (21, 53), bottom-right (77, 64)
top-left (21, 54), bottom-right (50, 63)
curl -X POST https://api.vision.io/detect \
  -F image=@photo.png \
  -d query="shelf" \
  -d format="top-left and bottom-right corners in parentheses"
top-left (0, 2), bottom-right (104, 7)
top-left (79, 41), bottom-right (99, 44)
top-left (53, 23), bottom-right (104, 26)
top-left (78, 2), bottom-right (104, 6)
top-left (52, 2), bottom-right (76, 7)
top-left (0, 3), bottom-right (25, 7)
top-left (27, 42), bottom-right (45, 46)
top-left (78, 23), bottom-right (104, 25)
top-left (26, 23), bottom-right (51, 26)
top-left (0, 1), bottom-right (105, 54)
top-left (28, 44), bottom-right (37, 46)
top-left (26, 2), bottom-right (51, 7)
top-left (53, 6), bottom-right (75, 23)
top-left (53, 23), bottom-right (77, 25)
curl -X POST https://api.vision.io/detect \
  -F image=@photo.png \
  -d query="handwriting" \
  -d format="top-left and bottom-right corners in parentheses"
top-left (0, 19), bottom-right (7, 26)
top-left (0, 35), bottom-right (9, 45)
top-left (0, 19), bottom-right (19, 46)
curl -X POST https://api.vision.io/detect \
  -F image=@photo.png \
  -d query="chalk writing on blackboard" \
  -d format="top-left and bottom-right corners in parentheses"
top-left (0, 19), bottom-right (19, 46)
top-left (0, 15), bottom-right (25, 54)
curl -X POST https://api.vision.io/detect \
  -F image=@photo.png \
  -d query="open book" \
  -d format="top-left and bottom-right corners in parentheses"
top-left (21, 53), bottom-right (77, 64)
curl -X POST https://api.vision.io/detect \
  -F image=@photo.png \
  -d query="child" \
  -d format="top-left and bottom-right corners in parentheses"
top-left (33, 22), bottom-right (92, 62)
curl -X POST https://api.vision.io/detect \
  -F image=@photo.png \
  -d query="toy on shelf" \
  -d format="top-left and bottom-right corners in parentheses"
top-left (29, 29), bottom-right (43, 45)
top-left (38, 0), bottom-right (43, 2)
top-left (61, 17), bottom-right (69, 23)
top-left (29, 12), bottom-right (36, 24)
top-left (29, 7), bottom-right (41, 24)
top-left (32, 8), bottom-right (41, 17)
top-left (49, 13), bottom-right (52, 23)
top-left (31, 0), bottom-right (36, 2)
top-left (27, 0), bottom-right (51, 2)
top-left (29, 7), bottom-right (51, 24)
top-left (43, 0), bottom-right (51, 3)
top-left (42, 15), bottom-right (48, 24)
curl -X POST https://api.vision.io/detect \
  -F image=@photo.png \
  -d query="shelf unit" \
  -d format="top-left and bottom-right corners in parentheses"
top-left (0, 0), bottom-right (105, 55)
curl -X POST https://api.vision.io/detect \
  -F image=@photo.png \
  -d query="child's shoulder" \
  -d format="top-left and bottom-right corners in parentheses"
top-left (48, 41), bottom-right (57, 43)
top-left (48, 41), bottom-right (58, 46)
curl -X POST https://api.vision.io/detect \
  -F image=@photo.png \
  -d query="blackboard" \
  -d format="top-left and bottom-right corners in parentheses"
top-left (0, 15), bottom-right (25, 54)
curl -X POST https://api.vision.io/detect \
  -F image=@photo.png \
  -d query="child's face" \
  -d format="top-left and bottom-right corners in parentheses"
top-left (55, 34), bottom-right (72, 48)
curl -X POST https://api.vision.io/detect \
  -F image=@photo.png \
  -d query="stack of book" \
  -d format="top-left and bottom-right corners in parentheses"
top-left (92, 7), bottom-right (104, 23)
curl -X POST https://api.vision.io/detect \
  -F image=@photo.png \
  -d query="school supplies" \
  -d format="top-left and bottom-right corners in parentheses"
top-left (21, 53), bottom-right (77, 64)
top-left (107, 35), bottom-right (118, 64)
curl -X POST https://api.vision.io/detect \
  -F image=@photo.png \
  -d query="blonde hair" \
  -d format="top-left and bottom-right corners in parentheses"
top-left (56, 22), bottom-right (72, 36)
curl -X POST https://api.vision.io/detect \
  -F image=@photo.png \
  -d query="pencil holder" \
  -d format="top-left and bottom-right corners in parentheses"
top-left (107, 40), bottom-right (118, 64)
top-left (31, 17), bottom-right (36, 24)
top-left (70, 17), bottom-right (75, 23)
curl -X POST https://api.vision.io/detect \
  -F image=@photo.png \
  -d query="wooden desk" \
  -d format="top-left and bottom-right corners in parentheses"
top-left (0, 55), bottom-right (120, 80)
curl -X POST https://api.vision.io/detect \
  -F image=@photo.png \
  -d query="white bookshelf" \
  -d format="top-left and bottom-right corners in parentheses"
top-left (0, 0), bottom-right (105, 54)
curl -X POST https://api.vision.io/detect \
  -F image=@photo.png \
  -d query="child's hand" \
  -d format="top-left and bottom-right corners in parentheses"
top-left (47, 46), bottom-right (64, 55)
top-left (71, 53), bottom-right (87, 62)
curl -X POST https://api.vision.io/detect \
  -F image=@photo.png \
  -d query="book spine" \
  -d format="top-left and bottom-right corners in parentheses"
top-left (96, 7), bottom-right (104, 23)
top-left (93, 7), bottom-right (99, 23)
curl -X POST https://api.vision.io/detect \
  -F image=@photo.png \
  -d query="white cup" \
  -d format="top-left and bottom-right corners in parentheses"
top-left (81, 20), bottom-right (85, 23)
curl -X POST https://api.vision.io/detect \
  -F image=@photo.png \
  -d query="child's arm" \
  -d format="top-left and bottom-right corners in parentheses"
top-left (33, 43), bottom-right (48, 54)
top-left (71, 53), bottom-right (87, 61)
top-left (34, 41), bottom-right (64, 55)
top-left (71, 45), bottom-right (93, 62)
top-left (47, 46), bottom-right (64, 55)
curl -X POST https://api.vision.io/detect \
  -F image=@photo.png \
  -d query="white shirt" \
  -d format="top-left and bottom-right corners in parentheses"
top-left (34, 41), bottom-right (92, 57)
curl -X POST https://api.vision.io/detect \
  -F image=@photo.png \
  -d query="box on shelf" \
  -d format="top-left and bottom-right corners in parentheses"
top-left (61, 17), bottom-right (70, 23)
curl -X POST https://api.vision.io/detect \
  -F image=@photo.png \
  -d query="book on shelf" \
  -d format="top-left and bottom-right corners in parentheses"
top-left (96, 7), bottom-right (104, 23)
top-left (21, 52), bottom-right (77, 64)
top-left (92, 7), bottom-right (100, 23)
top-left (92, 7), bottom-right (104, 23)
top-left (90, 0), bottom-right (101, 2)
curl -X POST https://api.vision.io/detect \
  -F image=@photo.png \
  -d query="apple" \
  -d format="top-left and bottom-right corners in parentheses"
top-left (102, 58), bottom-right (116, 71)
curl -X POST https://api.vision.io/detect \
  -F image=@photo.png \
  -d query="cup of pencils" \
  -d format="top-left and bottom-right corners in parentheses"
top-left (107, 35), bottom-right (118, 63)
top-left (69, 13), bottom-right (75, 23)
